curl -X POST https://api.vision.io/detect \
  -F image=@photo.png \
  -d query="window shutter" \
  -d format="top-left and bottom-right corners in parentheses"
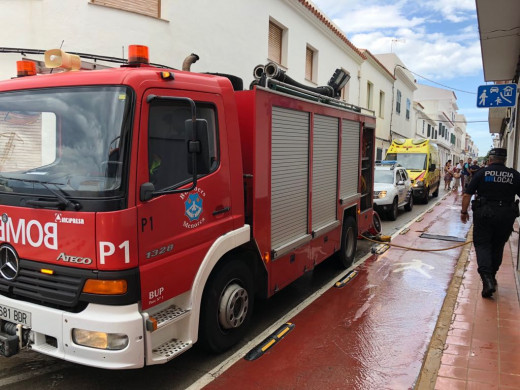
top-left (305, 47), bottom-right (313, 80)
top-left (268, 22), bottom-right (282, 64)
top-left (91, 0), bottom-right (160, 18)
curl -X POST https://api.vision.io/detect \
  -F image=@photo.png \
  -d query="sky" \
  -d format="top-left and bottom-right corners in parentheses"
top-left (312, 0), bottom-right (493, 156)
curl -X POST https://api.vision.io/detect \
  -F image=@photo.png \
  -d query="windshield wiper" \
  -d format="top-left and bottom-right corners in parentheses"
top-left (0, 176), bottom-right (82, 211)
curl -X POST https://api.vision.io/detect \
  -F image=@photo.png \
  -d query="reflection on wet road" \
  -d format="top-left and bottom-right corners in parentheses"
top-left (204, 194), bottom-right (470, 389)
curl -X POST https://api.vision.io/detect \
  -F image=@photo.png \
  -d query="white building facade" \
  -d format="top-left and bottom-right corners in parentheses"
top-left (359, 50), bottom-right (394, 160)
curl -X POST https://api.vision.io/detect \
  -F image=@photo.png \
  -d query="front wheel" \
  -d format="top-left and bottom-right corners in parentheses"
top-left (404, 192), bottom-right (413, 211)
top-left (432, 183), bottom-right (439, 197)
top-left (387, 198), bottom-right (398, 221)
top-left (423, 187), bottom-right (430, 204)
top-left (199, 259), bottom-right (255, 353)
top-left (338, 216), bottom-right (357, 268)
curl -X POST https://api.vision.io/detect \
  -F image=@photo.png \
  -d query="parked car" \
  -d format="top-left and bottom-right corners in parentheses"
top-left (373, 161), bottom-right (413, 220)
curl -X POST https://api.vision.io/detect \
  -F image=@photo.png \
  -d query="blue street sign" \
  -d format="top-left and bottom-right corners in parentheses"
top-left (477, 84), bottom-right (517, 108)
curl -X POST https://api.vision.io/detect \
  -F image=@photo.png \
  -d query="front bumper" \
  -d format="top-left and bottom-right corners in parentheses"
top-left (0, 294), bottom-right (144, 369)
top-left (373, 201), bottom-right (392, 212)
top-left (412, 187), bottom-right (426, 198)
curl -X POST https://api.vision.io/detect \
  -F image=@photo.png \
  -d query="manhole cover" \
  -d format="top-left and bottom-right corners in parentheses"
top-left (419, 233), bottom-right (466, 242)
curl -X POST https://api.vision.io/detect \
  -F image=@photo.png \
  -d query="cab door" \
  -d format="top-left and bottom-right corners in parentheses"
top-left (396, 169), bottom-right (407, 204)
top-left (136, 89), bottom-right (234, 310)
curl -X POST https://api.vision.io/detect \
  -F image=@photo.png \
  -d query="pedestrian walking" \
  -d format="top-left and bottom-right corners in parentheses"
top-left (443, 160), bottom-right (453, 190)
top-left (462, 157), bottom-right (472, 190)
top-left (460, 148), bottom-right (520, 298)
top-left (452, 167), bottom-right (461, 193)
top-left (457, 159), bottom-right (465, 188)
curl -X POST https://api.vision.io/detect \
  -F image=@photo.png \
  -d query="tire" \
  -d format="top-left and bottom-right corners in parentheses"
top-left (387, 198), bottom-right (398, 221)
top-left (198, 259), bottom-right (254, 353)
top-left (338, 216), bottom-right (357, 268)
top-left (371, 211), bottom-right (382, 235)
top-left (432, 183), bottom-right (439, 197)
top-left (404, 192), bottom-right (413, 211)
top-left (423, 187), bottom-right (429, 204)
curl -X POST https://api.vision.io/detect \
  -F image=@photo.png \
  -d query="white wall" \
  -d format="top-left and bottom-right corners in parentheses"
top-left (359, 55), bottom-right (393, 158)
top-left (0, 0), bottom-right (366, 101)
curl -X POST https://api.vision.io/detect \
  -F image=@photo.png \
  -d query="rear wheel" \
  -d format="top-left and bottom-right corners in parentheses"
top-left (199, 259), bottom-right (254, 353)
top-left (387, 198), bottom-right (398, 221)
top-left (338, 216), bottom-right (357, 268)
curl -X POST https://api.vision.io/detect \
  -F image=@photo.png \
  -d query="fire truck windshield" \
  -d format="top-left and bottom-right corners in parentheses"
top-left (0, 86), bottom-right (132, 201)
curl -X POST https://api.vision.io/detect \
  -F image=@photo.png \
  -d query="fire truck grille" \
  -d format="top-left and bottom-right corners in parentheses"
top-left (0, 259), bottom-right (88, 311)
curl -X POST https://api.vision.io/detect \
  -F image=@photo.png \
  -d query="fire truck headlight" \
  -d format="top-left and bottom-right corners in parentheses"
top-left (413, 180), bottom-right (424, 188)
top-left (72, 329), bottom-right (129, 350)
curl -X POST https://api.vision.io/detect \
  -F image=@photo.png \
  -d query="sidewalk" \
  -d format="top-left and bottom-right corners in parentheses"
top-left (432, 194), bottom-right (520, 389)
top-left (197, 192), bottom-right (520, 390)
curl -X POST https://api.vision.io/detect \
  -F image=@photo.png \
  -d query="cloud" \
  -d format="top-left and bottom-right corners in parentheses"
top-left (423, 0), bottom-right (476, 23)
top-left (330, 4), bottom-right (425, 34)
top-left (350, 31), bottom-right (482, 80)
top-left (310, 0), bottom-right (481, 80)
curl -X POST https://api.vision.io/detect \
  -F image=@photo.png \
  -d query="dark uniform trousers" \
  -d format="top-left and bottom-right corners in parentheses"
top-left (472, 204), bottom-right (516, 276)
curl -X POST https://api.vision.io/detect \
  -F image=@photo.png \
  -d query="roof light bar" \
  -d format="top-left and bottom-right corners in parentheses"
top-left (16, 60), bottom-right (37, 77)
top-left (128, 45), bottom-right (149, 65)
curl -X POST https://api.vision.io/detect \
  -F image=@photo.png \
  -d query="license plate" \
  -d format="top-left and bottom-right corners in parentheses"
top-left (0, 304), bottom-right (31, 327)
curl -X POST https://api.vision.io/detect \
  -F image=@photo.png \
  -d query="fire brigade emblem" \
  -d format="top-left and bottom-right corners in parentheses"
top-left (185, 193), bottom-right (203, 221)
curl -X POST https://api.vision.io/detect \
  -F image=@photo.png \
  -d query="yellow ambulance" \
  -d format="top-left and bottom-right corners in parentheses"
top-left (384, 138), bottom-right (441, 203)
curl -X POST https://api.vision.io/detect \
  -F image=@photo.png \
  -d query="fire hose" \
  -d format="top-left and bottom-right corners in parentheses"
top-left (360, 234), bottom-right (473, 252)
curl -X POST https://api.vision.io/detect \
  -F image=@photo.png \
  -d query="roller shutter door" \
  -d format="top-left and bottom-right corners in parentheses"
top-left (312, 115), bottom-right (338, 231)
top-left (271, 107), bottom-right (309, 250)
top-left (340, 119), bottom-right (360, 199)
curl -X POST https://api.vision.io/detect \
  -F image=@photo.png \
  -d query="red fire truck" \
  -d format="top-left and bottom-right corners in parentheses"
top-left (0, 46), bottom-right (378, 368)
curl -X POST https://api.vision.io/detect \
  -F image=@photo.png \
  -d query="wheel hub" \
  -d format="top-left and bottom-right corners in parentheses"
top-left (218, 283), bottom-right (249, 329)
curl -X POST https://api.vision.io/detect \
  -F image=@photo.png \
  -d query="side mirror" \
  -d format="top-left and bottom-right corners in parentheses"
top-left (186, 119), bottom-right (211, 175)
top-left (397, 180), bottom-right (404, 186)
top-left (429, 163), bottom-right (436, 172)
top-left (140, 182), bottom-right (155, 202)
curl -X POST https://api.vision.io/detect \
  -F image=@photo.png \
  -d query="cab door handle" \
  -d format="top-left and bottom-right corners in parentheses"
top-left (213, 207), bottom-right (230, 216)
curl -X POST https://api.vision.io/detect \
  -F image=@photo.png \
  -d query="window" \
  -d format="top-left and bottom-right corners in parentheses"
top-left (305, 46), bottom-right (316, 82)
top-left (91, 0), bottom-right (160, 18)
top-left (422, 120), bottom-right (425, 134)
top-left (366, 82), bottom-right (374, 110)
top-left (396, 90), bottom-right (402, 114)
top-left (376, 148), bottom-right (383, 160)
top-left (405, 99), bottom-right (411, 120)
top-left (427, 124), bottom-right (431, 137)
top-left (0, 86), bottom-right (131, 197)
top-left (268, 21), bottom-right (283, 65)
top-left (379, 91), bottom-right (385, 119)
top-left (148, 101), bottom-right (218, 191)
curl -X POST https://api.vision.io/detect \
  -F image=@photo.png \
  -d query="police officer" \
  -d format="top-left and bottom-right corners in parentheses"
top-left (461, 148), bottom-right (520, 298)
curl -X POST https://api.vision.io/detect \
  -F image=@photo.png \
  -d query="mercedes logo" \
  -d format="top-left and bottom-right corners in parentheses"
top-left (0, 245), bottom-right (19, 281)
